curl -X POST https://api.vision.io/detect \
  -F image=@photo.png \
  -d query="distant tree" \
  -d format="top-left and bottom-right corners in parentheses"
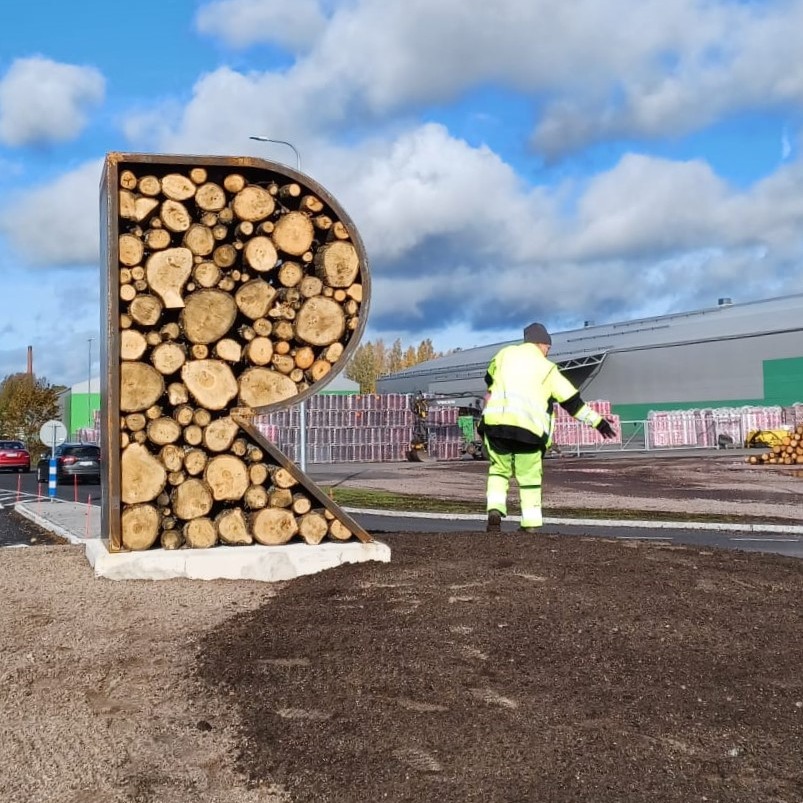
top-left (345, 339), bottom-right (388, 393)
top-left (0, 373), bottom-right (60, 460)
top-left (346, 337), bottom-right (444, 392)
top-left (416, 338), bottom-right (437, 363)
top-left (402, 345), bottom-right (417, 368)
top-left (387, 339), bottom-right (404, 374)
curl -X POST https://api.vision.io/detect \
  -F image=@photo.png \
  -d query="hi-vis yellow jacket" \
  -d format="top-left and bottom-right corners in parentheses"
top-left (480, 342), bottom-right (602, 450)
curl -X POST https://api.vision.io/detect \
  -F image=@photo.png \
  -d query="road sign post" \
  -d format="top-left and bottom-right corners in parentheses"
top-left (39, 420), bottom-right (67, 501)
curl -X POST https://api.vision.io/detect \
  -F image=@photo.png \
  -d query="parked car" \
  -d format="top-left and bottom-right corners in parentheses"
top-left (36, 443), bottom-right (101, 484)
top-left (0, 440), bottom-right (30, 473)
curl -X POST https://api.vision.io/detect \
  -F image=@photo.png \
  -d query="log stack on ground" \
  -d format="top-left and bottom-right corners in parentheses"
top-left (746, 424), bottom-right (803, 466)
top-left (102, 154), bottom-right (370, 551)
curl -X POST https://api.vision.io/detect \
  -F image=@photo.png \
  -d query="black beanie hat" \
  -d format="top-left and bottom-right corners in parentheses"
top-left (523, 322), bottom-right (552, 346)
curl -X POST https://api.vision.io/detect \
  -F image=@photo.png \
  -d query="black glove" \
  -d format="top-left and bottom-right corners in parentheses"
top-left (596, 418), bottom-right (616, 440)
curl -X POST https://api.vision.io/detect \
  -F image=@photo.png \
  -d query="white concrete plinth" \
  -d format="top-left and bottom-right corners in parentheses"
top-left (84, 539), bottom-right (391, 582)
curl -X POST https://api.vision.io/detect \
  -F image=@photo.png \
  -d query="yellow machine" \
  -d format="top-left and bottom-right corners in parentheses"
top-left (744, 429), bottom-right (791, 448)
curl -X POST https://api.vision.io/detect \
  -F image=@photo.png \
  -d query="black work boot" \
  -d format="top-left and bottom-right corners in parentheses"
top-left (486, 510), bottom-right (502, 533)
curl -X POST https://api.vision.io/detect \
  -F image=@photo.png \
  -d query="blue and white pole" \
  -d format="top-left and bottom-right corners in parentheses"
top-left (48, 435), bottom-right (57, 500)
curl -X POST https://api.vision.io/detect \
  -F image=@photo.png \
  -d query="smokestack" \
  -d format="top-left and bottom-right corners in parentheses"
top-left (27, 346), bottom-right (33, 375)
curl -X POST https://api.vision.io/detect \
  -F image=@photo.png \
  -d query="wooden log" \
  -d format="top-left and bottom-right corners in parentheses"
top-left (307, 359), bottom-right (332, 383)
top-left (151, 341), bottom-right (186, 375)
top-left (191, 344), bottom-right (209, 360)
top-left (182, 359), bottom-right (239, 410)
top-left (249, 462), bottom-right (269, 485)
top-left (193, 261), bottom-right (221, 288)
top-left (124, 413), bottom-right (147, 432)
top-left (138, 175), bottom-right (161, 196)
top-left (167, 382), bottom-right (189, 406)
top-left (147, 417), bottom-right (182, 446)
top-left (121, 443), bottom-right (167, 504)
top-left (299, 275), bottom-right (323, 298)
top-left (160, 321), bottom-right (181, 340)
top-left (121, 503), bottom-right (161, 551)
top-left (160, 444), bottom-right (185, 473)
top-left (205, 454), bottom-right (249, 501)
top-left (193, 408), bottom-right (212, 427)
top-left (251, 507), bottom-right (298, 545)
top-left (272, 466), bottom-right (297, 489)
top-left (238, 367), bottom-right (297, 407)
top-left (195, 182), bottom-right (227, 211)
top-left (183, 517), bottom-right (218, 549)
top-left (120, 362), bottom-right (165, 412)
top-left (328, 519), bottom-right (353, 541)
top-left (314, 241), bottom-right (359, 287)
top-left (292, 346), bottom-right (315, 371)
top-left (120, 170), bottom-right (138, 190)
top-left (292, 493), bottom-right (312, 515)
top-left (298, 510), bottom-right (328, 545)
top-left (213, 244), bottom-right (237, 268)
top-left (277, 261), bottom-right (304, 287)
top-left (295, 296), bottom-right (346, 346)
top-left (184, 449), bottom-right (209, 477)
top-left (324, 342), bottom-right (344, 363)
top-left (161, 529), bottom-right (185, 550)
top-left (128, 294), bottom-right (163, 327)
top-left (215, 337), bottom-right (243, 362)
top-left (160, 199), bottom-right (192, 232)
top-left (120, 329), bottom-right (148, 361)
top-left (183, 424), bottom-right (204, 447)
top-left (271, 211), bottom-right (314, 256)
top-left (272, 320), bottom-right (295, 342)
top-left (244, 337), bottom-right (274, 366)
top-left (203, 416), bottom-right (240, 452)
top-left (300, 195), bottom-right (324, 214)
top-left (278, 183), bottom-right (301, 200)
top-left (269, 488), bottom-right (293, 508)
top-left (161, 173), bottom-right (196, 201)
top-left (119, 233), bottom-right (144, 267)
top-left (243, 236), bottom-right (279, 273)
top-left (235, 279), bottom-right (277, 320)
top-left (189, 167), bottom-right (207, 185)
top-left (271, 354), bottom-right (295, 374)
top-left (180, 289), bottom-right (237, 344)
top-left (216, 508), bottom-right (252, 545)
top-left (174, 404), bottom-right (195, 426)
top-left (244, 484), bottom-right (268, 510)
top-left (330, 220), bottom-right (350, 240)
top-left (172, 478), bottom-right (214, 520)
top-left (183, 224), bottom-right (215, 257)
top-left (232, 186), bottom-right (275, 221)
top-left (223, 173), bottom-right (246, 193)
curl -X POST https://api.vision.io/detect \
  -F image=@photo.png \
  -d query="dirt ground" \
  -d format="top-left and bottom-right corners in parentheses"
top-left (1, 454), bottom-right (802, 803)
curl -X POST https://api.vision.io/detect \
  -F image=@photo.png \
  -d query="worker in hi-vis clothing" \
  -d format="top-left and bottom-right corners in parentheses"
top-left (479, 322), bottom-right (617, 533)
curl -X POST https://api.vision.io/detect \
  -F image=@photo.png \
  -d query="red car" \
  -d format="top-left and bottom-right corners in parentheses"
top-left (0, 440), bottom-right (31, 473)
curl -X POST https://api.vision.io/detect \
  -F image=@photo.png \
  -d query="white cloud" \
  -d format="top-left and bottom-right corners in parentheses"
top-left (0, 57), bottom-right (105, 147)
top-left (195, 0), bottom-right (328, 51)
top-left (0, 159), bottom-right (103, 266)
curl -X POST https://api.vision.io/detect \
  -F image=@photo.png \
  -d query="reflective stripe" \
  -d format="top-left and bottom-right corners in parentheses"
top-left (574, 404), bottom-right (602, 427)
top-left (520, 506), bottom-right (543, 527)
top-left (484, 390), bottom-right (552, 434)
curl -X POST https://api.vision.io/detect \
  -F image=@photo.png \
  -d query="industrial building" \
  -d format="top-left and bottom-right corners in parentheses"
top-left (376, 294), bottom-right (803, 421)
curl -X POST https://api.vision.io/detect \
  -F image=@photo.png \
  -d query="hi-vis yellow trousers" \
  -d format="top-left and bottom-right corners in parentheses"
top-left (483, 438), bottom-right (544, 528)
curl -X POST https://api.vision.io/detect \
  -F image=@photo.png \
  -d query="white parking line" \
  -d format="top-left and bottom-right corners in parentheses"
top-left (730, 537), bottom-right (801, 543)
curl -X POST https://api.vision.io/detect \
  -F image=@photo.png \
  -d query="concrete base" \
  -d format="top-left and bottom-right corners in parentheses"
top-left (85, 538), bottom-right (391, 582)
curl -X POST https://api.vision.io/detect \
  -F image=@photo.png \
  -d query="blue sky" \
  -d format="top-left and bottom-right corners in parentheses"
top-left (2, 0), bottom-right (803, 388)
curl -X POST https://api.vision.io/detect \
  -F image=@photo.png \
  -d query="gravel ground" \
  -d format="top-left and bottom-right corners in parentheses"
top-left (1, 454), bottom-right (801, 803)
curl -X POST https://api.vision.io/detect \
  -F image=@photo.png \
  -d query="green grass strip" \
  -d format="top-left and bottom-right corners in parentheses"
top-left (323, 486), bottom-right (795, 526)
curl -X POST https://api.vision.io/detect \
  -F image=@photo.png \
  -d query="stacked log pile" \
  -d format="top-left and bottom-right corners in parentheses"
top-left (105, 155), bottom-right (369, 551)
top-left (746, 424), bottom-right (803, 466)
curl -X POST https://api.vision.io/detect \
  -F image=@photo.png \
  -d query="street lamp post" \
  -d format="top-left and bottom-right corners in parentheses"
top-left (87, 337), bottom-right (94, 430)
top-left (248, 136), bottom-right (308, 471)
